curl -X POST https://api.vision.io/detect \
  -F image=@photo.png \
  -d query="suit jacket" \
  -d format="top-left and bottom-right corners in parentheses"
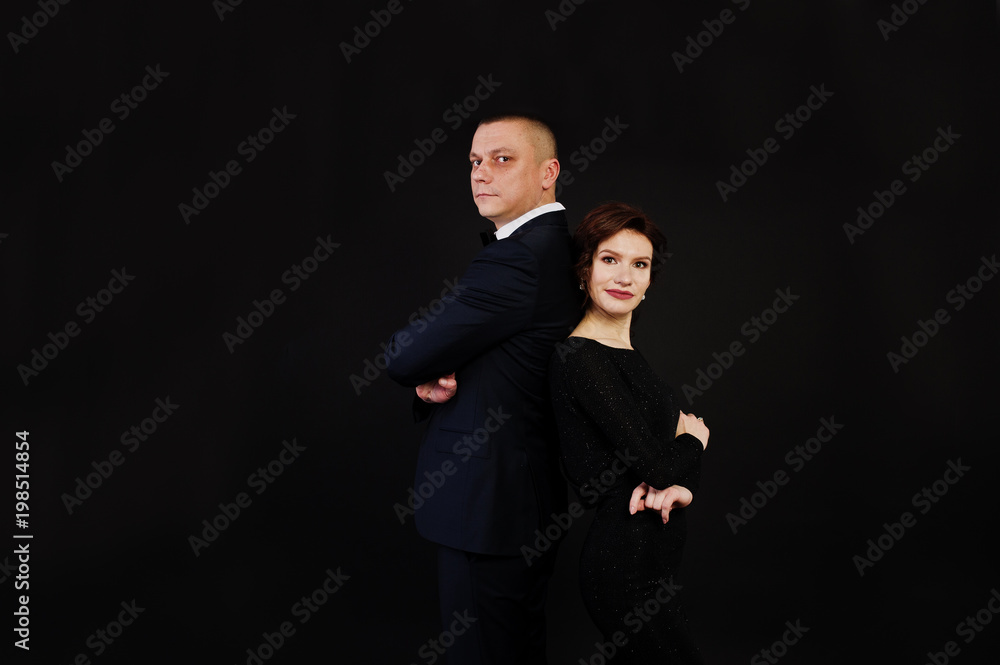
top-left (386, 210), bottom-right (582, 555)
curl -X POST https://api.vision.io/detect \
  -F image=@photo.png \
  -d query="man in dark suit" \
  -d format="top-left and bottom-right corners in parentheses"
top-left (386, 114), bottom-right (581, 664)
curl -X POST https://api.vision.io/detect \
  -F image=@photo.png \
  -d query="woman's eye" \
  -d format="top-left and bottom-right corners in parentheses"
top-left (602, 257), bottom-right (616, 264)
top-left (635, 261), bottom-right (647, 268)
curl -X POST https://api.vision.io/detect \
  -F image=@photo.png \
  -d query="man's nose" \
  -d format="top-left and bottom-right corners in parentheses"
top-left (472, 164), bottom-right (490, 182)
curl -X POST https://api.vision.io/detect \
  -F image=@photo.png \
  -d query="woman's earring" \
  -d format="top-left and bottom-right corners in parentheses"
top-left (641, 295), bottom-right (645, 300)
top-left (579, 282), bottom-right (585, 290)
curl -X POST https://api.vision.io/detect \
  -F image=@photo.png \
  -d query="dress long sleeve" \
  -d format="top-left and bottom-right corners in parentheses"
top-left (548, 336), bottom-right (707, 663)
top-left (549, 338), bottom-right (703, 493)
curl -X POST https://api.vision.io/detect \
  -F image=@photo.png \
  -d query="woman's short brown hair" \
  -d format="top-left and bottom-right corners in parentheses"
top-left (573, 202), bottom-right (669, 309)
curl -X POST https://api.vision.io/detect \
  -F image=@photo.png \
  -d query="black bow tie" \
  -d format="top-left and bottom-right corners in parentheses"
top-left (480, 230), bottom-right (497, 247)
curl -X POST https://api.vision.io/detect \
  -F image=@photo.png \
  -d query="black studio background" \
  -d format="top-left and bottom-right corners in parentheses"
top-left (2, 1), bottom-right (998, 663)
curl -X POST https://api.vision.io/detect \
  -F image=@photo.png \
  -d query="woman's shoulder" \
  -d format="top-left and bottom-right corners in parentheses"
top-left (549, 336), bottom-right (636, 373)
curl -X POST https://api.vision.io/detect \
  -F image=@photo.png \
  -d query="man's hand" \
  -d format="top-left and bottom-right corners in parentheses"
top-left (629, 482), bottom-right (694, 524)
top-left (416, 373), bottom-right (457, 404)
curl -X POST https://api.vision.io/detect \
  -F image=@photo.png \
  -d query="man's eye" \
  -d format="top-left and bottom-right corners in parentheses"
top-left (497, 156), bottom-right (509, 163)
top-left (471, 160), bottom-right (481, 167)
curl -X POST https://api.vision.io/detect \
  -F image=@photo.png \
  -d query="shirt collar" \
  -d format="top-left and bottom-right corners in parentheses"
top-left (494, 202), bottom-right (566, 240)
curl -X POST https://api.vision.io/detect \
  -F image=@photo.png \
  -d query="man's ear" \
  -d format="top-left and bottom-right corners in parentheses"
top-left (540, 158), bottom-right (560, 191)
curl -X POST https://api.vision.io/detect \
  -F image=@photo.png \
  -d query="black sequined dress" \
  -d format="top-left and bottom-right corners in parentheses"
top-left (548, 337), bottom-right (704, 664)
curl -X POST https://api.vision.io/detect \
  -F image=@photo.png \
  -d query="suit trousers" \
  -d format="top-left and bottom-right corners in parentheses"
top-left (436, 543), bottom-right (557, 665)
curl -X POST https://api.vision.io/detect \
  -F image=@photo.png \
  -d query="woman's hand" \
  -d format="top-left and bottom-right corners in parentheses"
top-left (629, 483), bottom-right (694, 523)
top-left (676, 411), bottom-right (709, 449)
top-left (415, 372), bottom-right (457, 403)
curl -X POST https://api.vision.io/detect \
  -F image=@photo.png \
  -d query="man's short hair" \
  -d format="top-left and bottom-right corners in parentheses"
top-left (477, 112), bottom-right (558, 162)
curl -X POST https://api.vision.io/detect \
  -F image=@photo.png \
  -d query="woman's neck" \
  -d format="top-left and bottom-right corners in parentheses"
top-left (572, 308), bottom-right (633, 349)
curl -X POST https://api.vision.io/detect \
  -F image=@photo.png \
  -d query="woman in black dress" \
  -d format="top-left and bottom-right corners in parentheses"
top-left (548, 202), bottom-right (709, 663)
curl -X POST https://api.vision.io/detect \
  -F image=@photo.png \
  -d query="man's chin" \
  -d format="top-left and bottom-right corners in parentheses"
top-left (475, 204), bottom-right (502, 224)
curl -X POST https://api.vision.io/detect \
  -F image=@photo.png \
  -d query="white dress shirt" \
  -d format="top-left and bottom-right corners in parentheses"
top-left (494, 202), bottom-right (566, 240)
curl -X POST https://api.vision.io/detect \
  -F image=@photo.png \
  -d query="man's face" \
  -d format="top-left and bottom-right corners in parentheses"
top-left (469, 120), bottom-right (550, 226)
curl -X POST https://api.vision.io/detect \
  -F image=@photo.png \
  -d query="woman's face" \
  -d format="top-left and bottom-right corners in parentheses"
top-left (586, 229), bottom-right (653, 317)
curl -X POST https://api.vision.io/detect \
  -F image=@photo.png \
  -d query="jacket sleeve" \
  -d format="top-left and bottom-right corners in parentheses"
top-left (385, 240), bottom-right (538, 387)
top-left (557, 343), bottom-right (703, 492)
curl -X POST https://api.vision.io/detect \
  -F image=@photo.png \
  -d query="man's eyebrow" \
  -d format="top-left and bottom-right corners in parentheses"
top-left (469, 146), bottom-right (518, 159)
